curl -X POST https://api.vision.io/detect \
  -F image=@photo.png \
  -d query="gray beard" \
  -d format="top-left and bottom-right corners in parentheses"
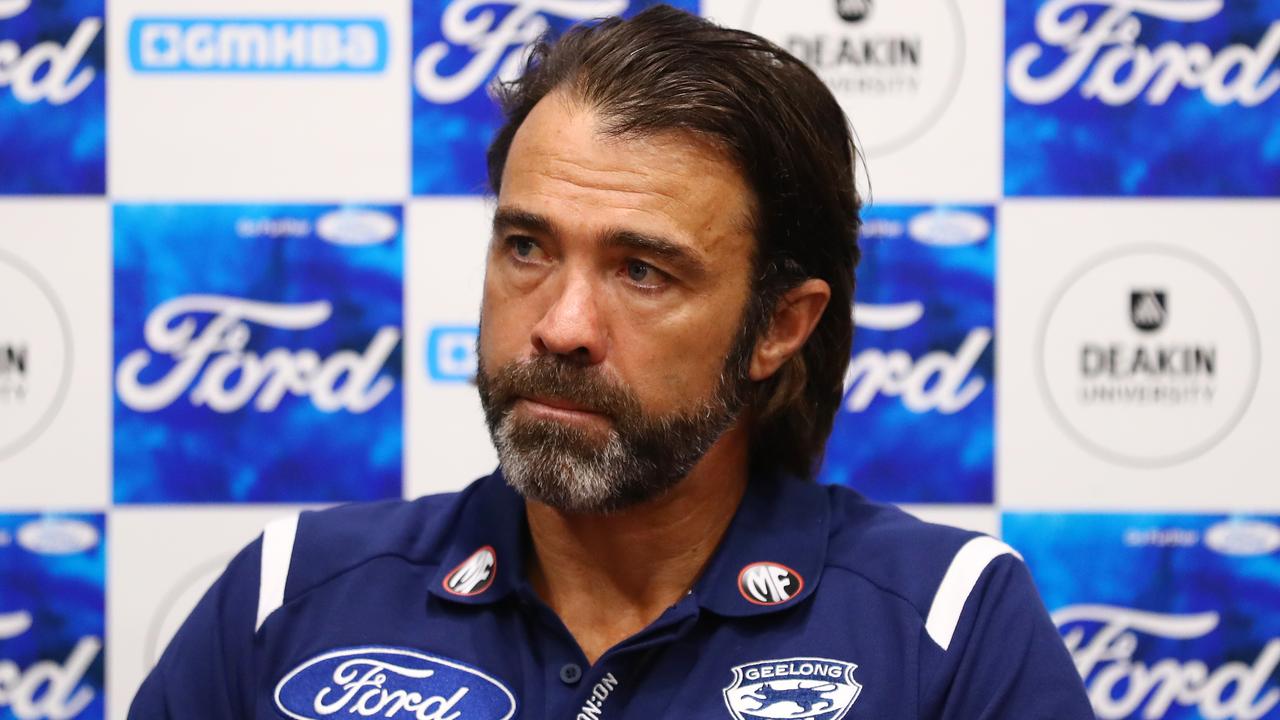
top-left (476, 330), bottom-right (753, 514)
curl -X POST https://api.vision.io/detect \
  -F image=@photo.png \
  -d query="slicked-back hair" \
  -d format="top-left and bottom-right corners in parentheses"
top-left (486, 5), bottom-right (861, 480)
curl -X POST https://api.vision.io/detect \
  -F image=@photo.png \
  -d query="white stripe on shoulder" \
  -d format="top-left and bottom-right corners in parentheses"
top-left (925, 536), bottom-right (1020, 651)
top-left (256, 513), bottom-right (300, 632)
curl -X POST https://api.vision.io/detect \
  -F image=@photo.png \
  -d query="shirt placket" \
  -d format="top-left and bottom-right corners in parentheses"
top-left (532, 595), bottom-right (701, 720)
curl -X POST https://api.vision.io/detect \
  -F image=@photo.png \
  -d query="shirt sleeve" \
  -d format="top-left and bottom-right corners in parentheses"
top-left (127, 537), bottom-right (262, 720)
top-left (920, 552), bottom-right (1095, 719)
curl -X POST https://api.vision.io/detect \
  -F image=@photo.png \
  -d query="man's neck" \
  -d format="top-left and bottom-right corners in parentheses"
top-left (524, 427), bottom-right (750, 665)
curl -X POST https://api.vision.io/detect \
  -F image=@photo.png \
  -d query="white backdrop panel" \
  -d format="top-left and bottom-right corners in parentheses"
top-left (107, 505), bottom-right (320, 720)
top-left (107, 0), bottom-right (411, 200)
top-left (406, 197), bottom-right (497, 499)
top-left (0, 199), bottom-right (110, 509)
top-left (999, 200), bottom-right (1279, 510)
top-left (703, 0), bottom-right (1003, 202)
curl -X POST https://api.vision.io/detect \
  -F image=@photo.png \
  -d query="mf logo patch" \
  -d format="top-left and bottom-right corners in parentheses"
top-left (443, 546), bottom-right (496, 596)
top-left (275, 646), bottom-right (516, 720)
top-left (738, 562), bottom-right (804, 606)
top-left (723, 658), bottom-right (861, 720)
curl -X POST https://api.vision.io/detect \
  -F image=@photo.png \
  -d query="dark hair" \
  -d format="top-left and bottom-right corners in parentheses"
top-left (486, 5), bottom-right (861, 479)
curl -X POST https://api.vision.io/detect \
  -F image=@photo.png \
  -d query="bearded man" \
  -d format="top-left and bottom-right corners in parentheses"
top-left (131, 6), bottom-right (1093, 719)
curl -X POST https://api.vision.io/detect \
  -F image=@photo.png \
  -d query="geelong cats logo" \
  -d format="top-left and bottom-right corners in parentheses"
top-left (723, 658), bottom-right (862, 720)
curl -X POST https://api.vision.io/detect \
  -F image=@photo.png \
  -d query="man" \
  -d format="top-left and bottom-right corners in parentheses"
top-left (131, 6), bottom-right (1093, 719)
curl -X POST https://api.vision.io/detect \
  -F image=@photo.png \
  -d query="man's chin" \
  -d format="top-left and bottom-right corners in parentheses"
top-left (508, 475), bottom-right (684, 516)
top-left (500, 459), bottom-right (641, 516)
top-left (495, 429), bottom-right (682, 515)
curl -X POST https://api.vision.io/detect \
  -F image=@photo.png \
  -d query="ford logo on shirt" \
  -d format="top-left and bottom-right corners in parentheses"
top-left (274, 646), bottom-right (517, 720)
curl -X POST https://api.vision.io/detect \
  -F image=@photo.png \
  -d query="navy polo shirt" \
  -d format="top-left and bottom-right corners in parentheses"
top-left (130, 470), bottom-right (1093, 719)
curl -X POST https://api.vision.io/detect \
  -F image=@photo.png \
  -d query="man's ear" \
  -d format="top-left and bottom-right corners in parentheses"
top-left (749, 278), bottom-right (832, 381)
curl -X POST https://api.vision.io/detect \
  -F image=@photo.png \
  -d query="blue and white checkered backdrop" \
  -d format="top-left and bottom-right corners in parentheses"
top-left (1, 1), bottom-right (1277, 717)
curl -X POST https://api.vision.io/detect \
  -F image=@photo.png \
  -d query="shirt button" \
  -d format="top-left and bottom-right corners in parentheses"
top-left (559, 663), bottom-right (582, 684)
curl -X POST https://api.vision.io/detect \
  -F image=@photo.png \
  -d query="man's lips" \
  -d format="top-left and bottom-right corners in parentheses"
top-left (518, 395), bottom-right (606, 418)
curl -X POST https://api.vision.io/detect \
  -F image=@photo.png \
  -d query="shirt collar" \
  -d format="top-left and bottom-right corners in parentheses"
top-left (692, 472), bottom-right (831, 617)
top-left (428, 470), bottom-right (528, 605)
top-left (428, 468), bottom-right (832, 618)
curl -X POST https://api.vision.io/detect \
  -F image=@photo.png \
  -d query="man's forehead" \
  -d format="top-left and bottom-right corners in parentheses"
top-left (507, 92), bottom-right (736, 179)
top-left (497, 93), bottom-right (758, 258)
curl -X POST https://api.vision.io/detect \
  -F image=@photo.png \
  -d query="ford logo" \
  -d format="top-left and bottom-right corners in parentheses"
top-left (907, 208), bottom-right (990, 247)
top-left (315, 208), bottom-right (399, 246)
top-left (1204, 518), bottom-right (1280, 557)
top-left (16, 517), bottom-right (100, 555)
top-left (275, 646), bottom-right (517, 720)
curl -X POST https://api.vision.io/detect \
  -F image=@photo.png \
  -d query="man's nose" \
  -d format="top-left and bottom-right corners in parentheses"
top-left (530, 271), bottom-right (607, 365)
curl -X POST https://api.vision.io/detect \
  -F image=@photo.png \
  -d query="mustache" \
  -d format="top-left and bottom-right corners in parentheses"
top-left (478, 355), bottom-right (643, 420)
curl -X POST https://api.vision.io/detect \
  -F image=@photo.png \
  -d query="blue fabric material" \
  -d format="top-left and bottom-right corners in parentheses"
top-left (129, 470), bottom-right (1093, 719)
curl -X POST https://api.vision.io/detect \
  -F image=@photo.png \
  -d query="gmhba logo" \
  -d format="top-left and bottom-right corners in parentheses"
top-left (426, 325), bottom-right (478, 383)
top-left (128, 16), bottom-right (389, 73)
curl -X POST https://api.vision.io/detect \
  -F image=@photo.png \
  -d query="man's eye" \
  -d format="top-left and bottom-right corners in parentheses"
top-left (624, 260), bottom-right (668, 289)
top-left (506, 236), bottom-right (545, 262)
top-left (626, 260), bottom-right (652, 282)
top-left (512, 237), bottom-right (537, 257)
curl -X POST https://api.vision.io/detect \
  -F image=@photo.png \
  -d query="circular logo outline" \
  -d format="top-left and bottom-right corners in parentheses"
top-left (0, 247), bottom-right (74, 460)
top-left (744, 0), bottom-right (967, 157)
top-left (737, 561), bottom-right (805, 606)
top-left (442, 545), bottom-right (497, 597)
top-left (1035, 244), bottom-right (1261, 468)
top-left (146, 553), bottom-right (232, 665)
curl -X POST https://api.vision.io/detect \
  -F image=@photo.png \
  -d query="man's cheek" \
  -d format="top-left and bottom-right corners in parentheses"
top-left (480, 320), bottom-right (527, 365)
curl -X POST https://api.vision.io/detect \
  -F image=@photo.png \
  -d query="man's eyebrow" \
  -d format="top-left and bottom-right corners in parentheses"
top-left (603, 230), bottom-right (708, 278)
top-left (492, 207), bottom-right (710, 278)
top-left (492, 207), bottom-right (554, 236)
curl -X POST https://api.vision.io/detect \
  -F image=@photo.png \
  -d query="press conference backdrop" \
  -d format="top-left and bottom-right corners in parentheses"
top-left (0, 0), bottom-right (1276, 717)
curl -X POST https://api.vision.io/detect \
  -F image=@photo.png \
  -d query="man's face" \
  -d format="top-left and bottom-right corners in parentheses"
top-left (476, 92), bottom-right (760, 514)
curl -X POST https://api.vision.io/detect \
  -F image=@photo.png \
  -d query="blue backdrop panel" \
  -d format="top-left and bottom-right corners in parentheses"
top-left (0, 514), bottom-right (104, 720)
top-left (411, 0), bottom-right (700, 195)
top-left (112, 204), bottom-right (404, 504)
top-left (0, 0), bottom-right (105, 194)
top-left (1005, 0), bottom-right (1280, 196)
top-left (820, 205), bottom-right (995, 504)
top-left (1005, 513), bottom-right (1280, 719)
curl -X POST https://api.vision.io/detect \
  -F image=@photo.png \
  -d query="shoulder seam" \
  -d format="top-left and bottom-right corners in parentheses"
top-left (823, 522), bottom-right (988, 622)
top-left (254, 504), bottom-right (453, 633)
top-left (287, 495), bottom-right (459, 600)
top-left (824, 562), bottom-right (930, 621)
top-left (296, 549), bottom-right (444, 601)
